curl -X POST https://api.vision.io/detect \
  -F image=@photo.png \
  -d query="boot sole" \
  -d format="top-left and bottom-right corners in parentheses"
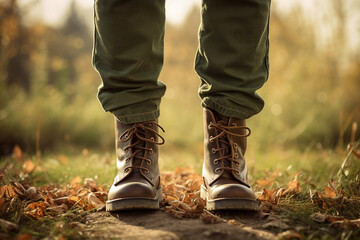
top-left (106, 188), bottom-right (162, 211)
top-left (200, 185), bottom-right (259, 211)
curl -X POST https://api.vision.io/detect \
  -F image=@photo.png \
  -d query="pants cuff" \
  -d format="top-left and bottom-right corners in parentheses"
top-left (111, 109), bottom-right (160, 124)
top-left (201, 97), bottom-right (263, 120)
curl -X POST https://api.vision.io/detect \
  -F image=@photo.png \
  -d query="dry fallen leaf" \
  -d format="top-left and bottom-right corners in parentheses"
top-left (82, 148), bottom-right (89, 156)
top-left (16, 233), bottom-right (33, 240)
top-left (277, 230), bottom-right (304, 240)
top-left (23, 160), bottom-right (36, 174)
top-left (26, 187), bottom-right (43, 201)
top-left (312, 212), bottom-right (345, 223)
top-left (70, 176), bottom-right (82, 186)
top-left (0, 218), bottom-right (19, 232)
top-left (11, 182), bottom-right (26, 196)
top-left (24, 202), bottom-right (47, 219)
top-left (57, 155), bottom-right (68, 165)
top-left (0, 185), bottom-right (18, 198)
top-left (323, 186), bottom-right (337, 198)
top-left (328, 218), bottom-right (360, 229)
top-left (256, 179), bottom-right (274, 188)
top-left (55, 221), bottom-right (66, 232)
top-left (161, 168), bottom-right (207, 219)
top-left (312, 212), bottom-right (326, 223)
top-left (263, 217), bottom-right (290, 230)
top-left (13, 145), bottom-right (23, 163)
top-left (48, 204), bottom-right (69, 214)
top-left (288, 179), bottom-right (302, 193)
top-left (257, 188), bottom-right (285, 204)
top-left (0, 197), bottom-right (7, 211)
top-left (88, 192), bottom-right (104, 207)
top-left (170, 200), bottom-right (192, 212)
top-left (84, 178), bottom-right (97, 191)
top-left (200, 210), bottom-right (225, 224)
top-left (68, 195), bottom-right (80, 205)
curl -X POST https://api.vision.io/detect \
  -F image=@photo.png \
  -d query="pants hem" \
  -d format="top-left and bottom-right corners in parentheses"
top-left (201, 98), bottom-right (256, 120)
top-left (112, 109), bottom-right (160, 124)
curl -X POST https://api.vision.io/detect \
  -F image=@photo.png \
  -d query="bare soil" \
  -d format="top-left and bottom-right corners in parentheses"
top-left (81, 209), bottom-right (280, 240)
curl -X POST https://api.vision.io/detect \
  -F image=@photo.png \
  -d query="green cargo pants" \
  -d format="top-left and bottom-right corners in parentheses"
top-left (93, 0), bottom-right (271, 124)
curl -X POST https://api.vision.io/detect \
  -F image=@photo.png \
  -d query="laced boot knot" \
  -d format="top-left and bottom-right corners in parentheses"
top-left (119, 121), bottom-right (165, 173)
top-left (208, 120), bottom-right (250, 174)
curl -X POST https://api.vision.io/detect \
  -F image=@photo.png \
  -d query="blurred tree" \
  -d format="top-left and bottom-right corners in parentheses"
top-left (0, 0), bottom-right (32, 92)
top-left (46, 0), bottom-right (92, 91)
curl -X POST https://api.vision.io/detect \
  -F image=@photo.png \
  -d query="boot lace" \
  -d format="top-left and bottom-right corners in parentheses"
top-left (208, 120), bottom-right (250, 174)
top-left (119, 121), bottom-right (165, 173)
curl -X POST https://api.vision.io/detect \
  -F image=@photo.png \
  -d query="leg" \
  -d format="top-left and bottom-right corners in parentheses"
top-left (93, 0), bottom-right (166, 210)
top-left (93, 0), bottom-right (166, 124)
top-left (195, 0), bottom-right (271, 119)
top-left (196, 0), bottom-right (271, 210)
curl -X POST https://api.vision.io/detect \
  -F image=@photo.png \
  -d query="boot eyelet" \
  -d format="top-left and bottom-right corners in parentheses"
top-left (149, 148), bottom-right (153, 154)
top-left (145, 169), bottom-right (150, 174)
top-left (124, 168), bottom-right (130, 173)
top-left (215, 168), bottom-right (220, 173)
top-left (235, 170), bottom-right (240, 175)
top-left (208, 122), bottom-right (213, 129)
top-left (233, 143), bottom-right (238, 149)
top-left (125, 158), bottom-right (130, 163)
top-left (211, 148), bottom-right (216, 154)
top-left (150, 137), bottom-right (155, 141)
top-left (146, 160), bottom-right (152, 165)
top-left (232, 123), bottom-right (237, 127)
top-left (234, 153), bottom-right (239, 158)
top-left (209, 136), bottom-right (214, 142)
top-left (125, 134), bottom-right (129, 138)
top-left (213, 160), bottom-right (219, 165)
top-left (236, 162), bottom-right (240, 167)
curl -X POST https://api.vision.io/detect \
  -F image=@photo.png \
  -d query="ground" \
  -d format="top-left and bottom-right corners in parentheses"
top-left (82, 210), bottom-right (276, 240)
top-left (0, 142), bottom-right (359, 240)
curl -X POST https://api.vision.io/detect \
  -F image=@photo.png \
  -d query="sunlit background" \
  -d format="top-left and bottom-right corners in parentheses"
top-left (1, 0), bottom-right (359, 175)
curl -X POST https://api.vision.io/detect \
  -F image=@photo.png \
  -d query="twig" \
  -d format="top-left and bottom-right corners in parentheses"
top-left (339, 141), bottom-right (360, 177)
top-left (36, 110), bottom-right (42, 167)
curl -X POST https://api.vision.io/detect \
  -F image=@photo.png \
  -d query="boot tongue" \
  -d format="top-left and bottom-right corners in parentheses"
top-left (130, 131), bottom-right (146, 174)
top-left (215, 115), bottom-right (232, 170)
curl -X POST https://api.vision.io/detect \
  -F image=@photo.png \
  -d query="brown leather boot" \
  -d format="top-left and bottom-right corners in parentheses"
top-left (106, 119), bottom-right (164, 211)
top-left (201, 109), bottom-right (259, 211)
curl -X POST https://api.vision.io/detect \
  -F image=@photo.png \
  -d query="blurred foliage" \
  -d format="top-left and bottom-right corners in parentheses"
top-left (0, 0), bottom-right (359, 157)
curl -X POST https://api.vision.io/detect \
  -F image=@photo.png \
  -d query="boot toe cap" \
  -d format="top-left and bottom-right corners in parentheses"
top-left (209, 183), bottom-right (256, 200)
top-left (108, 182), bottom-right (156, 200)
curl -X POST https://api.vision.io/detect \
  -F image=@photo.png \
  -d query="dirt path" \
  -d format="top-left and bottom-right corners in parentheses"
top-left (81, 209), bottom-right (279, 240)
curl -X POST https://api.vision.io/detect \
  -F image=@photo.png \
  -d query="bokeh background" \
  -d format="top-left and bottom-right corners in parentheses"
top-left (0, 0), bottom-right (359, 182)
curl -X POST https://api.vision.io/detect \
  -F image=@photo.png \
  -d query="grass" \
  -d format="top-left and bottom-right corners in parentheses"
top-left (0, 2), bottom-right (359, 239)
top-left (1, 141), bottom-right (359, 239)
top-left (4, 143), bottom-right (342, 189)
